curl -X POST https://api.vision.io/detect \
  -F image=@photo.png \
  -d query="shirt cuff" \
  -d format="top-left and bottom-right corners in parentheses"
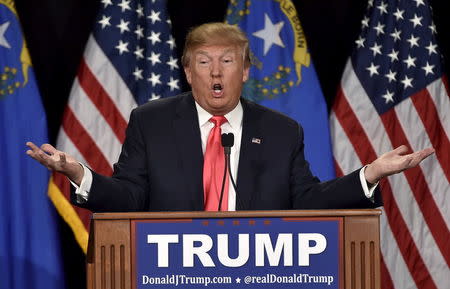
top-left (359, 166), bottom-right (379, 201)
top-left (69, 163), bottom-right (93, 203)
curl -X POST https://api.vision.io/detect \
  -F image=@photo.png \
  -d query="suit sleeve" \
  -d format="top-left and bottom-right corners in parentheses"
top-left (289, 124), bottom-right (382, 209)
top-left (71, 108), bottom-right (150, 212)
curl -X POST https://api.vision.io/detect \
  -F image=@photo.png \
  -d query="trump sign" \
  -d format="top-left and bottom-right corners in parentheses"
top-left (133, 217), bottom-right (342, 288)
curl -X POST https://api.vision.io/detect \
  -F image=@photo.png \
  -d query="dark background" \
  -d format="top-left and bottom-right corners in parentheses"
top-left (12, 0), bottom-right (449, 288)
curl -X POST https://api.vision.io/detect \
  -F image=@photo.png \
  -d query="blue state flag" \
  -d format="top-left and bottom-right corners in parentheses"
top-left (0, 1), bottom-right (65, 289)
top-left (227, 0), bottom-right (335, 180)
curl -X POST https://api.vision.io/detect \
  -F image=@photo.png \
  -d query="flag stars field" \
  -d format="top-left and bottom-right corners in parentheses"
top-left (332, 0), bottom-right (449, 287)
top-left (49, 0), bottom-right (182, 262)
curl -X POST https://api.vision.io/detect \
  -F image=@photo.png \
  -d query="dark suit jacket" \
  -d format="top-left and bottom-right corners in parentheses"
top-left (72, 92), bottom-right (381, 212)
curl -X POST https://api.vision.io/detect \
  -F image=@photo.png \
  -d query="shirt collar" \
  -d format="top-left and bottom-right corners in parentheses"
top-left (195, 100), bottom-right (243, 129)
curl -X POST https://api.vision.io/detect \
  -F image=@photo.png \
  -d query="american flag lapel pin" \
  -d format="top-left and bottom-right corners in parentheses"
top-left (251, 137), bottom-right (262, 144)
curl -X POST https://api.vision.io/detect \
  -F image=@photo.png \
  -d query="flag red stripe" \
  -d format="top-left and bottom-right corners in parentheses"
top-left (53, 172), bottom-right (91, 230)
top-left (380, 255), bottom-right (395, 289)
top-left (381, 109), bottom-right (450, 266)
top-left (62, 107), bottom-right (113, 176)
top-left (442, 75), bottom-right (450, 97)
top-left (77, 58), bottom-right (128, 143)
top-left (332, 87), bottom-right (377, 164)
top-left (333, 159), bottom-right (344, 177)
top-left (380, 178), bottom-right (438, 289)
top-left (332, 89), bottom-right (437, 289)
top-left (411, 89), bottom-right (450, 182)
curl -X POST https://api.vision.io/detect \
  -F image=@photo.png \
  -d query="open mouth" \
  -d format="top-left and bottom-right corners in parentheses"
top-left (212, 83), bottom-right (223, 96)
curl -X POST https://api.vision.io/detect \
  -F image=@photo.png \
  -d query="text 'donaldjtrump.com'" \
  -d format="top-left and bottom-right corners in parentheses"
top-left (141, 273), bottom-right (335, 286)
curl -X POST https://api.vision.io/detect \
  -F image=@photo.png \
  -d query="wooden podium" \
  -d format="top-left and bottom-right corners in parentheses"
top-left (87, 209), bottom-right (381, 289)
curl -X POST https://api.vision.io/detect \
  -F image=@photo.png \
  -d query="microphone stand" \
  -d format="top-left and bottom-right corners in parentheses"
top-left (218, 133), bottom-right (243, 211)
top-left (226, 153), bottom-right (243, 210)
top-left (218, 152), bottom-right (228, 211)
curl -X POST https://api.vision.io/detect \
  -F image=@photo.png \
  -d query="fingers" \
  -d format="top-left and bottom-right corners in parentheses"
top-left (26, 141), bottom-right (41, 155)
top-left (394, 147), bottom-right (434, 171)
top-left (26, 142), bottom-right (48, 161)
top-left (408, 148), bottom-right (435, 167)
top-left (26, 142), bottom-right (52, 155)
top-left (392, 145), bottom-right (434, 158)
top-left (26, 141), bottom-right (38, 150)
top-left (26, 142), bottom-right (60, 170)
top-left (392, 145), bottom-right (409, 155)
top-left (421, 147), bottom-right (435, 157)
top-left (41, 143), bottom-right (57, 155)
top-left (26, 142), bottom-right (60, 159)
top-left (373, 145), bottom-right (435, 180)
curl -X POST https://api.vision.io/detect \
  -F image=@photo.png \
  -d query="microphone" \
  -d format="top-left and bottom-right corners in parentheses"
top-left (218, 133), bottom-right (242, 211)
top-left (221, 133), bottom-right (234, 155)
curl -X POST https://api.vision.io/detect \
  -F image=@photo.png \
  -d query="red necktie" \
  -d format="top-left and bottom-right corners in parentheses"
top-left (203, 116), bottom-right (229, 211)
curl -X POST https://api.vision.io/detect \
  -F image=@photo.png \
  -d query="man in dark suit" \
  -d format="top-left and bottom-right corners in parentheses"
top-left (26, 23), bottom-right (434, 212)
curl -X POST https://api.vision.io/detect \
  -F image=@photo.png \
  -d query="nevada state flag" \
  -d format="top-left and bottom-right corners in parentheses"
top-left (226, 0), bottom-right (335, 181)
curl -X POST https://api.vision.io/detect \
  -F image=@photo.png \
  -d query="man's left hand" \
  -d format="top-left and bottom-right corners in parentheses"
top-left (364, 145), bottom-right (435, 184)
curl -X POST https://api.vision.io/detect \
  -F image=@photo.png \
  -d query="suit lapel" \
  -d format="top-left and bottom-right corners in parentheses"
top-left (236, 98), bottom-right (264, 210)
top-left (171, 95), bottom-right (265, 211)
top-left (173, 93), bottom-right (204, 209)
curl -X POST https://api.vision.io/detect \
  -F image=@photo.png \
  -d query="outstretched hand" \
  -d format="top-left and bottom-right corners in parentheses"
top-left (26, 142), bottom-right (84, 185)
top-left (364, 145), bottom-right (435, 184)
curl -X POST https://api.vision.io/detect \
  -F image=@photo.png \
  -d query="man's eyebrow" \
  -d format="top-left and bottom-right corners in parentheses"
top-left (221, 49), bottom-right (238, 57)
top-left (195, 50), bottom-right (211, 56)
top-left (195, 49), bottom-right (237, 57)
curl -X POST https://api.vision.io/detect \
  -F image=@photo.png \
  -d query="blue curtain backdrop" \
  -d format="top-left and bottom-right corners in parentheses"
top-left (0, 2), bottom-right (65, 289)
top-left (226, 0), bottom-right (335, 181)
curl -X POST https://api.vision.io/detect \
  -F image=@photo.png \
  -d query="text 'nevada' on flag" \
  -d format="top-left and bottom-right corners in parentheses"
top-left (226, 0), bottom-right (335, 182)
top-left (330, 0), bottom-right (449, 288)
top-left (0, 1), bottom-right (65, 289)
top-left (47, 0), bottom-right (181, 252)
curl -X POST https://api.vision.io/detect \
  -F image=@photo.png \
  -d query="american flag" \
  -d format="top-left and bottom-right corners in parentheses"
top-left (47, 0), bottom-right (181, 252)
top-left (330, 0), bottom-right (449, 288)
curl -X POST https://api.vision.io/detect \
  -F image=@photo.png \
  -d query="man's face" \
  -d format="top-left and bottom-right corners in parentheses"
top-left (184, 45), bottom-right (249, 115)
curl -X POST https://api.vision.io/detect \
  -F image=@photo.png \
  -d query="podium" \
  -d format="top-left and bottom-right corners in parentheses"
top-left (87, 210), bottom-right (381, 289)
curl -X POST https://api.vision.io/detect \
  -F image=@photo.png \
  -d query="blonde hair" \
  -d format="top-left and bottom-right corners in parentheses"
top-left (181, 22), bottom-right (251, 68)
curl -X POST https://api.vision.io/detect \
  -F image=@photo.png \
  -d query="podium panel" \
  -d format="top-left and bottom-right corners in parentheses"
top-left (87, 210), bottom-right (380, 289)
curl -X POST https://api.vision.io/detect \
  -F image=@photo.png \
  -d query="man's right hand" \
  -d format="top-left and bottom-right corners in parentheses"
top-left (26, 142), bottom-right (84, 186)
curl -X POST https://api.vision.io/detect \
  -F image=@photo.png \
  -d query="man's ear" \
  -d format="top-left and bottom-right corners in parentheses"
top-left (242, 66), bottom-right (250, 82)
top-left (184, 66), bottom-right (192, 85)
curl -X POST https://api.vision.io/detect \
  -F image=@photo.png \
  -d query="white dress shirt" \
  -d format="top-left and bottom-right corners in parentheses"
top-left (195, 101), bottom-right (243, 211)
top-left (73, 100), bottom-right (377, 208)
